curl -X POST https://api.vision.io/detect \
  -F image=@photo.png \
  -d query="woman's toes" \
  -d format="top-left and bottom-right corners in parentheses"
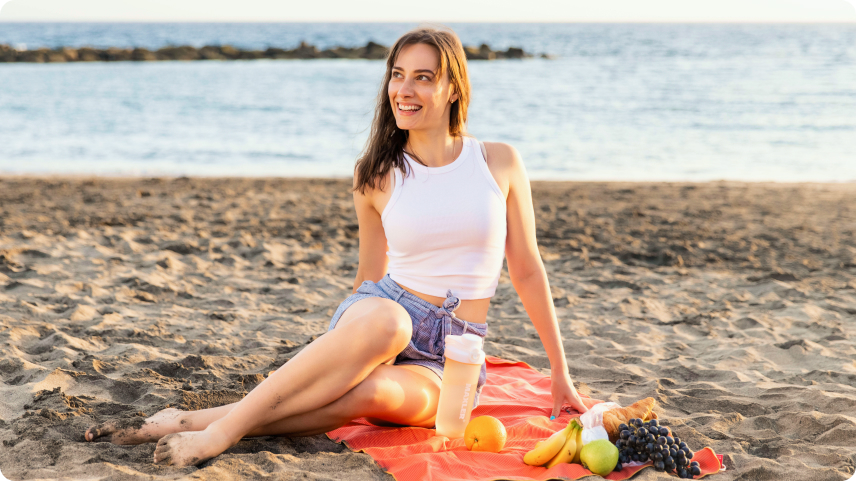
top-left (153, 442), bottom-right (170, 463)
top-left (85, 424), bottom-right (108, 442)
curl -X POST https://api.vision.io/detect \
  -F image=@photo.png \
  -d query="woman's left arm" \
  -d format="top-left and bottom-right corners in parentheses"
top-left (487, 142), bottom-right (589, 418)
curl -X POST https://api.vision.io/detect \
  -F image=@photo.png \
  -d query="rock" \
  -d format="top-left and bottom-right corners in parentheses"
top-left (343, 47), bottom-right (364, 59)
top-left (363, 41), bottom-right (388, 60)
top-left (77, 47), bottom-right (102, 62)
top-left (238, 50), bottom-right (265, 60)
top-left (103, 47), bottom-right (132, 61)
top-left (156, 46), bottom-right (200, 61)
top-left (467, 44), bottom-right (496, 60)
top-left (17, 49), bottom-right (48, 63)
top-left (45, 49), bottom-right (68, 62)
top-left (1, 42), bottom-right (537, 63)
top-left (131, 48), bottom-right (158, 61)
top-left (503, 47), bottom-right (528, 59)
top-left (61, 47), bottom-right (79, 61)
top-left (464, 45), bottom-right (495, 60)
top-left (464, 44), bottom-right (531, 60)
top-left (219, 45), bottom-right (241, 59)
top-left (293, 41), bottom-right (319, 59)
top-left (480, 44), bottom-right (497, 60)
top-left (264, 47), bottom-right (295, 60)
top-left (322, 46), bottom-right (360, 59)
top-left (0, 44), bottom-right (16, 62)
top-left (199, 46), bottom-right (226, 60)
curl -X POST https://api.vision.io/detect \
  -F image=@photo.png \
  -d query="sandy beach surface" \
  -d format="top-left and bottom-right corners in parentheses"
top-left (0, 177), bottom-right (854, 481)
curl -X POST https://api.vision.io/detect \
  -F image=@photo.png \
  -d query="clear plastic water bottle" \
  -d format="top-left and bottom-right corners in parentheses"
top-left (434, 333), bottom-right (486, 439)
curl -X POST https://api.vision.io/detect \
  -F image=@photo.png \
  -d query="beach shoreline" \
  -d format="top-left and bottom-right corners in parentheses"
top-left (0, 177), bottom-right (854, 480)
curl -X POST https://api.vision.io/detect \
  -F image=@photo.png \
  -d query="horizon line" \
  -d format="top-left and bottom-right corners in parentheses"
top-left (1, 19), bottom-right (855, 24)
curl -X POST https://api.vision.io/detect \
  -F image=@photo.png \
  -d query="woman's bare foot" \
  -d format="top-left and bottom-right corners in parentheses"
top-left (85, 408), bottom-right (186, 444)
top-left (153, 424), bottom-right (234, 466)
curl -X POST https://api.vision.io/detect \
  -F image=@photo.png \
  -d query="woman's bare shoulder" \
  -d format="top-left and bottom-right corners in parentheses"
top-left (352, 169), bottom-right (397, 216)
top-left (483, 141), bottom-right (525, 170)
top-left (481, 142), bottom-right (526, 198)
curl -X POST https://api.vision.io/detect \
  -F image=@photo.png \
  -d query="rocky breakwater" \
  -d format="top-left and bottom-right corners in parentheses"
top-left (0, 41), bottom-right (540, 63)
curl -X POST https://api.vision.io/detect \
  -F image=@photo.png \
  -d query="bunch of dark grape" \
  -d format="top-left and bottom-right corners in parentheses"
top-left (612, 418), bottom-right (701, 479)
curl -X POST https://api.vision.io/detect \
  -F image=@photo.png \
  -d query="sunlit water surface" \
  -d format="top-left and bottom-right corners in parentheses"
top-left (1, 23), bottom-right (854, 181)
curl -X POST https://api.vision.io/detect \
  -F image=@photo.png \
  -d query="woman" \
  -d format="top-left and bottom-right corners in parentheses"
top-left (83, 26), bottom-right (588, 467)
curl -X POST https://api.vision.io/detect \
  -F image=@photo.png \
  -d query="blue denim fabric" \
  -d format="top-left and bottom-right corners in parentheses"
top-left (327, 273), bottom-right (489, 408)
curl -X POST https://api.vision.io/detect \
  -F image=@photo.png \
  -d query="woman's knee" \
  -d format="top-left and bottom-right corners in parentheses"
top-left (333, 298), bottom-right (412, 358)
top-left (352, 377), bottom-right (393, 415)
top-left (327, 374), bottom-right (393, 422)
top-left (365, 301), bottom-right (412, 352)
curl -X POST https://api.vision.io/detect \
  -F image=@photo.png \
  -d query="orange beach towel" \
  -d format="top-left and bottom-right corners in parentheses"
top-left (327, 356), bottom-right (722, 481)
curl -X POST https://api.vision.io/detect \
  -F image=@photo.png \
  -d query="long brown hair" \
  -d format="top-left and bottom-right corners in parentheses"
top-left (353, 26), bottom-right (471, 194)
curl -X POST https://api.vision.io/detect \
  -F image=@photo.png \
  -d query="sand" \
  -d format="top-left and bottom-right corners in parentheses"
top-left (0, 177), bottom-right (854, 481)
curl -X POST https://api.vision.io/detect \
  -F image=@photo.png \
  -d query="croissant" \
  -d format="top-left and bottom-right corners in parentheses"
top-left (602, 397), bottom-right (659, 441)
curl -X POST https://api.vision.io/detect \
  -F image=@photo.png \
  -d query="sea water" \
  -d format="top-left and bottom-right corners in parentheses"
top-left (0, 23), bottom-right (854, 181)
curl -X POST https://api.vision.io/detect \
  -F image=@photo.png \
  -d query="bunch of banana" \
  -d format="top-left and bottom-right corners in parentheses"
top-left (523, 418), bottom-right (583, 468)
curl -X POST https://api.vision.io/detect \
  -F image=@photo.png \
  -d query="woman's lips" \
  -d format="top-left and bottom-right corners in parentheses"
top-left (397, 102), bottom-right (422, 116)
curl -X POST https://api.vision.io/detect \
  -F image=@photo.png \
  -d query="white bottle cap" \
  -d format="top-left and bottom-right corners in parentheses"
top-left (444, 333), bottom-right (486, 365)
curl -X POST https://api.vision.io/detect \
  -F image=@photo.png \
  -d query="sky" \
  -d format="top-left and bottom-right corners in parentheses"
top-left (0, 0), bottom-right (855, 22)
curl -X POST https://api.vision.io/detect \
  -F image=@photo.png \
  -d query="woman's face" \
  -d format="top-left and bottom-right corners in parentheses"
top-left (388, 43), bottom-right (458, 133)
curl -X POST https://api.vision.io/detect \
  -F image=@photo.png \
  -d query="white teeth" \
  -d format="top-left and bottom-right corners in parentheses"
top-left (398, 103), bottom-right (422, 111)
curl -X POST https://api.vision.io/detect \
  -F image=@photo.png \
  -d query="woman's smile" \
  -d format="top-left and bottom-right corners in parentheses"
top-left (397, 102), bottom-right (423, 116)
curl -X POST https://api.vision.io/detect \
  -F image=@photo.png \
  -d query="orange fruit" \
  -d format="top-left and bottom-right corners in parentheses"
top-left (464, 416), bottom-right (507, 452)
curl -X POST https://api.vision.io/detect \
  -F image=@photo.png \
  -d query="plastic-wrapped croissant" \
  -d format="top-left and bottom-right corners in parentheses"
top-left (602, 397), bottom-right (659, 441)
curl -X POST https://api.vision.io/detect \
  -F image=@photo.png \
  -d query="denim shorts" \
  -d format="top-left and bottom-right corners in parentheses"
top-left (327, 273), bottom-right (489, 408)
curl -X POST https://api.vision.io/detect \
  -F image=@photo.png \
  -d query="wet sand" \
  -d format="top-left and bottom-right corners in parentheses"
top-left (0, 177), bottom-right (854, 480)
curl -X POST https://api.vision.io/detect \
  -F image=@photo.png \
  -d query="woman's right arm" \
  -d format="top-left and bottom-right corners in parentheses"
top-left (352, 179), bottom-right (389, 293)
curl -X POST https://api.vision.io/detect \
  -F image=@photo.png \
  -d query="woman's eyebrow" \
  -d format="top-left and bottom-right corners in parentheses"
top-left (392, 66), bottom-right (435, 75)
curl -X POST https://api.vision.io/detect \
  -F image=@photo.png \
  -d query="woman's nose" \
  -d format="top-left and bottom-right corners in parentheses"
top-left (398, 77), bottom-right (415, 96)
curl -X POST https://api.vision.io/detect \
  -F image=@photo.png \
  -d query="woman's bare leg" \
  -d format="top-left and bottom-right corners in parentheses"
top-left (85, 297), bottom-right (412, 445)
top-left (246, 363), bottom-right (441, 436)
top-left (84, 363), bottom-right (440, 445)
top-left (146, 298), bottom-right (413, 466)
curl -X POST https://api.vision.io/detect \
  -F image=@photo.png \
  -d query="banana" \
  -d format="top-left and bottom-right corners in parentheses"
top-left (571, 424), bottom-right (583, 463)
top-left (523, 419), bottom-right (575, 466)
top-left (544, 420), bottom-right (581, 468)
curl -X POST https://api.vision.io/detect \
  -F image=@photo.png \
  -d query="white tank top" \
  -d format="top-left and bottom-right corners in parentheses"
top-left (381, 136), bottom-right (507, 299)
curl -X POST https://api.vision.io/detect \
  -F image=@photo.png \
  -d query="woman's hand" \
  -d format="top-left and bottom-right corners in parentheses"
top-left (550, 370), bottom-right (589, 419)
